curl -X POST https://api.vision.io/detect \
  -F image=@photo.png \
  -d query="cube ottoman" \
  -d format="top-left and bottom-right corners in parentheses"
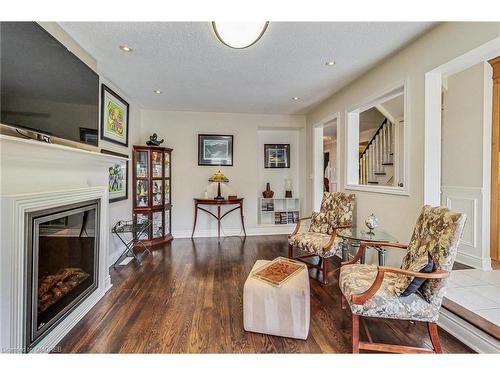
top-left (243, 259), bottom-right (310, 340)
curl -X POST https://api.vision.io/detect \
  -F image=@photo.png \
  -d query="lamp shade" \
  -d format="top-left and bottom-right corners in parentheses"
top-left (209, 170), bottom-right (229, 183)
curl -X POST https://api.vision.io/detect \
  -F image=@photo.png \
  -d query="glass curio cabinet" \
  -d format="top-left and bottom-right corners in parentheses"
top-left (132, 145), bottom-right (173, 245)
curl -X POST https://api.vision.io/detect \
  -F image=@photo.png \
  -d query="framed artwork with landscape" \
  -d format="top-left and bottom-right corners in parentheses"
top-left (100, 84), bottom-right (129, 147)
top-left (101, 149), bottom-right (129, 203)
top-left (198, 134), bottom-right (233, 166)
top-left (264, 144), bottom-right (290, 168)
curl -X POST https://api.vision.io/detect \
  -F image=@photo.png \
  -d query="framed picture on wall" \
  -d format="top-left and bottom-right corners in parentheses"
top-left (198, 134), bottom-right (233, 166)
top-left (101, 149), bottom-right (129, 203)
top-left (264, 144), bottom-right (290, 168)
top-left (100, 84), bottom-right (129, 147)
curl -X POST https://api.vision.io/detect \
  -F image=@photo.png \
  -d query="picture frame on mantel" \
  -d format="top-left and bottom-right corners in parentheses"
top-left (198, 134), bottom-right (233, 166)
top-left (101, 149), bottom-right (129, 203)
top-left (100, 84), bottom-right (129, 147)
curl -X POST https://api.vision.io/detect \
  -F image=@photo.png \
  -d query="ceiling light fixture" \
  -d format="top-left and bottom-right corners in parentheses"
top-left (292, 96), bottom-right (300, 101)
top-left (119, 45), bottom-right (133, 52)
top-left (212, 22), bottom-right (269, 49)
top-left (153, 90), bottom-right (163, 94)
top-left (325, 61), bottom-right (336, 66)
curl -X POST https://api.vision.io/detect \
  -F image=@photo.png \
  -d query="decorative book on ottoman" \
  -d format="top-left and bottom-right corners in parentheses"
top-left (251, 257), bottom-right (306, 286)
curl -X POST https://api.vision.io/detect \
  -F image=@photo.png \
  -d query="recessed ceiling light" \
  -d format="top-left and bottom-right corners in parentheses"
top-left (325, 61), bottom-right (336, 66)
top-left (119, 45), bottom-right (133, 52)
top-left (153, 90), bottom-right (163, 94)
top-left (292, 96), bottom-right (300, 101)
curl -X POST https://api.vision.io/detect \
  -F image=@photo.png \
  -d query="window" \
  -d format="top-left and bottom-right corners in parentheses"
top-left (345, 82), bottom-right (408, 195)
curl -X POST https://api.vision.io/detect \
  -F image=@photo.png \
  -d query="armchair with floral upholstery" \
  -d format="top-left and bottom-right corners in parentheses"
top-left (288, 192), bottom-right (355, 285)
top-left (339, 205), bottom-right (466, 354)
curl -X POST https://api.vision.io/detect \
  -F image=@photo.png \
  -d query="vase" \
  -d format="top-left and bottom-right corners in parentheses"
top-left (262, 183), bottom-right (274, 198)
top-left (285, 178), bottom-right (293, 198)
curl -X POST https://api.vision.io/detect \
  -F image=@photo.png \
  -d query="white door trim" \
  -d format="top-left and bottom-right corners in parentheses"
top-left (424, 36), bottom-right (500, 270)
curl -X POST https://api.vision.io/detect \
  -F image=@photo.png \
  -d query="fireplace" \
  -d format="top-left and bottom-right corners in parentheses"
top-left (25, 200), bottom-right (100, 351)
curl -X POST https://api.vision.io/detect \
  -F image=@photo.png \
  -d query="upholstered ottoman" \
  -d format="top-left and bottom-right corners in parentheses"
top-left (243, 259), bottom-right (310, 340)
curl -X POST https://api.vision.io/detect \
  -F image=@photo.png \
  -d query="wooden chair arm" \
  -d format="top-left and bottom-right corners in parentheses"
top-left (350, 267), bottom-right (449, 305)
top-left (288, 216), bottom-right (312, 238)
top-left (378, 266), bottom-right (449, 279)
top-left (341, 241), bottom-right (408, 266)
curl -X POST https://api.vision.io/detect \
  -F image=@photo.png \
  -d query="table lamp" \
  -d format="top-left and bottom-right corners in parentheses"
top-left (209, 170), bottom-right (229, 200)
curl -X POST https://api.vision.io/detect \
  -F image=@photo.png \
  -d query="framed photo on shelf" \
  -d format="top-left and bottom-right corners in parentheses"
top-left (136, 180), bottom-right (149, 207)
top-left (100, 84), bottom-right (129, 147)
top-left (101, 149), bottom-right (129, 203)
top-left (264, 144), bottom-right (290, 168)
top-left (79, 127), bottom-right (98, 146)
top-left (198, 134), bottom-right (233, 166)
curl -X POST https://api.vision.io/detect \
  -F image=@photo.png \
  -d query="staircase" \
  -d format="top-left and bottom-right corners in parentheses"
top-left (359, 119), bottom-right (396, 186)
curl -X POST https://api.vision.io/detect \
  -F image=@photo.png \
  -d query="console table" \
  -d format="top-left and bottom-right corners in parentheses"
top-left (191, 198), bottom-right (246, 239)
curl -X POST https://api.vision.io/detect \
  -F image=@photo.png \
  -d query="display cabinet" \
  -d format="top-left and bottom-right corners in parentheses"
top-left (132, 145), bottom-right (173, 246)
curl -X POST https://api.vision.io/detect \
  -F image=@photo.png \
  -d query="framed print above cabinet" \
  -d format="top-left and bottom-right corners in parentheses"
top-left (100, 149), bottom-right (129, 203)
top-left (100, 84), bottom-right (129, 147)
top-left (198, 134), bottom-right (233, 166)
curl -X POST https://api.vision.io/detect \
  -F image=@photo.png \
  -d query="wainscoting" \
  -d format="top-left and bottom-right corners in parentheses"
top-left (441, 186), bottom-right (492, 270)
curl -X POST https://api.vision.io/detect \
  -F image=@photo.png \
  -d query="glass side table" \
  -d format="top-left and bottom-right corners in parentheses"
top-left (337, 226), bottom-right (398, 266)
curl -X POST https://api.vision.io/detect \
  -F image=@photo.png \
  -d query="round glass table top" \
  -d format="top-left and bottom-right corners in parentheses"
top-left (337, 226), bottom-right (398, 243)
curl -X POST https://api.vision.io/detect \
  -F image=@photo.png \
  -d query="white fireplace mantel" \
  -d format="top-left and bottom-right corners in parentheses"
top-left (0, 134), bottom-right (123, 353)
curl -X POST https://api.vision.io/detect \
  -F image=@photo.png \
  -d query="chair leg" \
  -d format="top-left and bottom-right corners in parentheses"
top-left (352, 314), bottom-right (360, 353)
top-left (288, 244), bottom-right (293, 259)
top-left (428, 322), bottom-right (443, 354)
top-left (322, 257), bottom-right (328, 285)
top-left (341, 294), bottom-right (347, 310)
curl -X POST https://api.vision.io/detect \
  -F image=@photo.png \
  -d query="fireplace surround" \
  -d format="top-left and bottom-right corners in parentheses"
top-left (0, 133), bottom-right (126, 353)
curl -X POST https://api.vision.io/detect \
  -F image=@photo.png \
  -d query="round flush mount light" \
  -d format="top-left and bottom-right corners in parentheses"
top-left (325, 61), bottom-right (336, 66)
top-left (212, 22), bottom-right (269, 49)
top-left (292, 96), bottom-right (300, 101)
top-left (153, 90), bottom-right (163, 94)
top-left (119, 45), bottom-right (133, 52)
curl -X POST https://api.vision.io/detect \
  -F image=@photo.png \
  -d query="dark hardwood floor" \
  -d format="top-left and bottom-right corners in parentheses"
top-left (56, 235), bottom-right (473, 353)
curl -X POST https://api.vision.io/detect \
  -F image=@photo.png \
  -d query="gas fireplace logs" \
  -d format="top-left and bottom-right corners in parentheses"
top-left (38, 267), bottom-right (90, 313)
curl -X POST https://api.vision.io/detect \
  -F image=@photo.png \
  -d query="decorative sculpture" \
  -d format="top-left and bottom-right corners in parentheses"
top-left (365, 213), bottom-right (379, 234)
top-left (146, 133), bottom-right (164, 146)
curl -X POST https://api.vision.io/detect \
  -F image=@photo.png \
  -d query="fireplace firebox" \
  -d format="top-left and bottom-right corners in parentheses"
top-left (25, 200), bottom-right (99, 351)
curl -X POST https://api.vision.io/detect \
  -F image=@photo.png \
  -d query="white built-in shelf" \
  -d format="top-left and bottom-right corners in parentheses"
top-left (259, 197), bottom-right (300, 226)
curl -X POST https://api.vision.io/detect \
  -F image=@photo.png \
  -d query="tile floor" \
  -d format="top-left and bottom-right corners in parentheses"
top-left (447, 269), bottom-right (500, 326)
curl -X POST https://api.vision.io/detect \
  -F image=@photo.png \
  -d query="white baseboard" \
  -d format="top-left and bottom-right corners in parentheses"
top-left (174, 225), bottom-right (294, 238)
top-left (456, 252), bottom-right (492, 270)
top-left (439, 308), bottom-right (500, 353)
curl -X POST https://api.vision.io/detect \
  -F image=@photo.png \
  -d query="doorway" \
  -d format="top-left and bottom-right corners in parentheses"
top-left (313, 113), bottom-right (339, 211)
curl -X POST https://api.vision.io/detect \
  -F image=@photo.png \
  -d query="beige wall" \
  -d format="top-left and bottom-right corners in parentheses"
top-left (306, 22), bottom-right (500, 266)
top-left (139, 110), bottom-right (306, 237)
top-left (442, 62), bottom-right (487, 188)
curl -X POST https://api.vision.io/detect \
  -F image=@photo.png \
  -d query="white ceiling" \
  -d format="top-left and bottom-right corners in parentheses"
top-left (59, 22), bottom-right (435, 115)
